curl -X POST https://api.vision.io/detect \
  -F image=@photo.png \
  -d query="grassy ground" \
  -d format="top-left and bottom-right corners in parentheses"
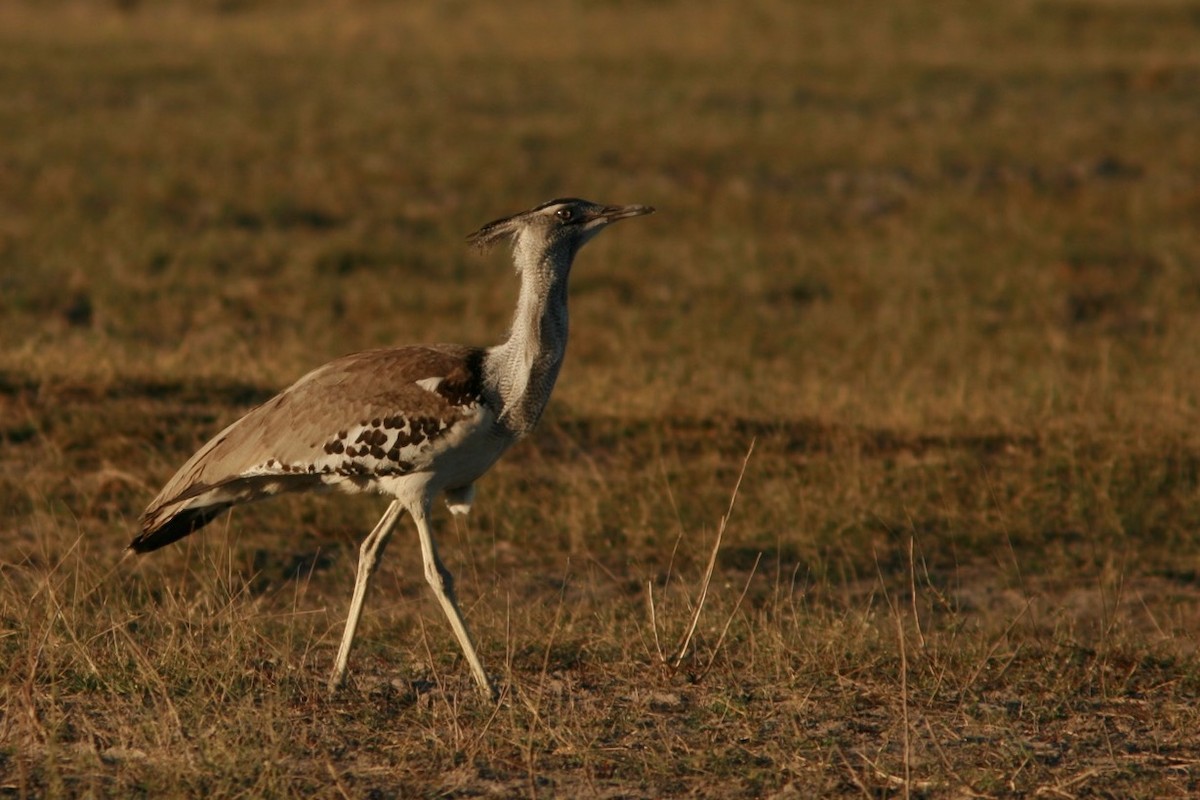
top-left (3, 0), bottom-right (1200, 796)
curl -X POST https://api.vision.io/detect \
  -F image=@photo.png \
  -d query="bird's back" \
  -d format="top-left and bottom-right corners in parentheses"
top-left (133, 344), bottom-right (498, 552)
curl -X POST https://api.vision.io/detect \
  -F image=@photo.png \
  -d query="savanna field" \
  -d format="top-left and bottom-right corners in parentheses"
top-left (3, 1), bottom-right (1200, 796)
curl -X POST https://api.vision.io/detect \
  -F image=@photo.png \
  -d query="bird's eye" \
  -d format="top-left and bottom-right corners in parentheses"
top-left (555, 208), bottom-right (573, 222)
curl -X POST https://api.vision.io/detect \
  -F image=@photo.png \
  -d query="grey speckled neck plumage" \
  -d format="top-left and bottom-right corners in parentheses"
top-left (484, 233), bottom-right (573, 436)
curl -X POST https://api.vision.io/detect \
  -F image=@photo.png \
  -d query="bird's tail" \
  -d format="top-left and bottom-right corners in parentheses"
top-left (129, 474), bottom-right (324, 553)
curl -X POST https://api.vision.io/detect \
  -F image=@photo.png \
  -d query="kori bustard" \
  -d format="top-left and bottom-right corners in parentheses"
top-left (130, 198), bottom-right (654, 700)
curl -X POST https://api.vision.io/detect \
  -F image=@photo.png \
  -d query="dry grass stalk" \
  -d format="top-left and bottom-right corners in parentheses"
top-left (646, 440), bottom-right (755, 674)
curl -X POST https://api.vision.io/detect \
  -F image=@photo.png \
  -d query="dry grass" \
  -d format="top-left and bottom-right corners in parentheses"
top-left (3, 0), bottom-right (1200, 796)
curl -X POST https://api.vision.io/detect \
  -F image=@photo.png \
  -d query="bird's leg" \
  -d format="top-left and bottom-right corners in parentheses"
top-left (412, 500), bottom-right (497, 701)
top-left (328, 499), bottom-right (405, 692)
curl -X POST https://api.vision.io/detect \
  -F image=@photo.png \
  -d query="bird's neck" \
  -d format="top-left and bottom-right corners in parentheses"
top-left (485, 242), bottom-right (572, 435)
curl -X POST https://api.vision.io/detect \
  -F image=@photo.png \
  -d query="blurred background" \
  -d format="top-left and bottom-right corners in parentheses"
top-left (3, 0), bottom-right (1196, 428)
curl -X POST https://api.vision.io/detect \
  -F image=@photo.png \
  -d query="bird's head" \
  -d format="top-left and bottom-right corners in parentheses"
top-left (467, 198), bottom-right (654, 265)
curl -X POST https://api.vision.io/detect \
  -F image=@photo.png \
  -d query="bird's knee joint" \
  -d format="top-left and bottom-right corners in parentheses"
top-left (359, 546), bottom-right (382, 573)
top-left (424, 563), bottom-right (454, 594)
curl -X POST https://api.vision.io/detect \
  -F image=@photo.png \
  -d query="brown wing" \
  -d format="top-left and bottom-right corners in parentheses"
top-left (131, 345), bottom-right (487, 553)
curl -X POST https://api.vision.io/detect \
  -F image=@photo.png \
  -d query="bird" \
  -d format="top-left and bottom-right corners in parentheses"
top-left (128, 198), bottom-right (654, 700)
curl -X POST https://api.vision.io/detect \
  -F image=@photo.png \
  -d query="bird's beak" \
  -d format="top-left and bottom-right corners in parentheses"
top-left (593, 204), bottom-right (655, 224)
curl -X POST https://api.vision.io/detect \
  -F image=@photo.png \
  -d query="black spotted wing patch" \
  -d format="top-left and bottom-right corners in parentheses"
top-left (138, 345), bottom-right (491, 545)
